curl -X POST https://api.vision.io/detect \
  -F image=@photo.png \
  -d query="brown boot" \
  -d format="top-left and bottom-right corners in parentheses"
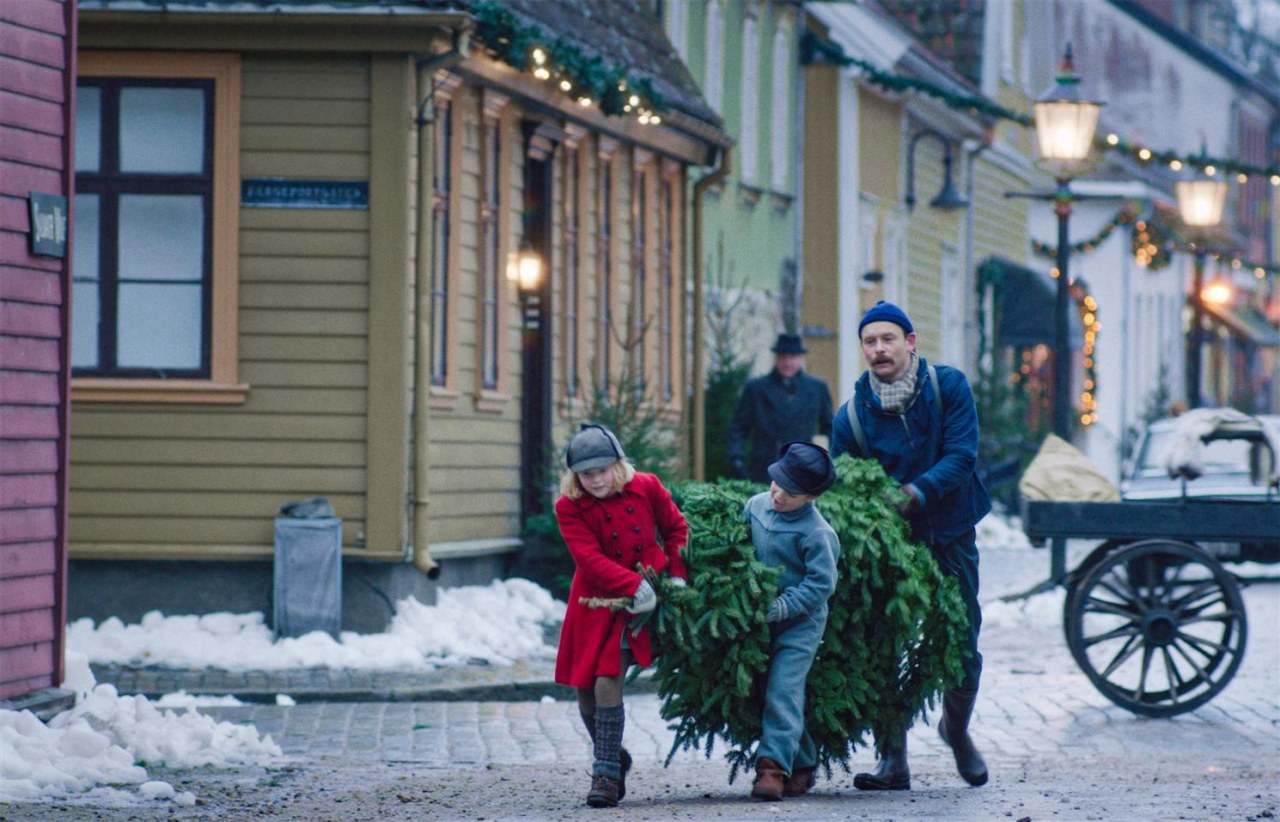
top-left (586, 774), bottom-right (620, 808)
top-left (617, 747), bottom-right (632, 801)
top-left (751, 758), bottom-right (785, 801)
top-left (782, 765), bottom-right (816, 797)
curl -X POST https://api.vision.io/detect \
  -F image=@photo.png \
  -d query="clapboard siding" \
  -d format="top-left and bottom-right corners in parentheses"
top-left (68, 53), bottom-right (374, 555)
top-left (0, 440), bottom-right (59, 473)
top-left (0, 369), bottom-right (61, 403)
top-left (0, 335), bottom-right (60, 371)
top-left (0, 474), bottom-right (58, 508)
top-left (0, 89), bottom-right (64, 134)
top-left (0, 542), bottom-right (58, 576)
top-left (72, 438), bottom-right (365, 466)
top-left (0, 405), bottom-right (59, 438)
top-left (69, 490), bottom-right (366, 519)
top-left (0, 575), bottom-right (55, 612)
top-left (0, 125), bottom-right (62, 166)
top-left (0, 0), bottom-right (64, 32)
top-left (0, 0), bottom-right (69, 701)
top-left (0, 609), bottom-right (55, 646)
top-left (0, 267), bottom-right (62, 304)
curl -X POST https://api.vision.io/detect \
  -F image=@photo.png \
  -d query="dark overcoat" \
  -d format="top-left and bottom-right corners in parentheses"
top-left (729, 370), bottom-right (834, 482)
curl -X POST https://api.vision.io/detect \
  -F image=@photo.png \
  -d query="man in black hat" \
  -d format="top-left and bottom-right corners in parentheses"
top-left (728, 333), bottom-right (834, 483)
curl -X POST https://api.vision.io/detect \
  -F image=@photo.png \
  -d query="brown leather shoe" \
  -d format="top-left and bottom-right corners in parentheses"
top-left (751, 758), bottom-right (785, 801)
top-left (783, 765), bottom-right (816, 797)
top-left (587, 774), bottom-right (621, 808)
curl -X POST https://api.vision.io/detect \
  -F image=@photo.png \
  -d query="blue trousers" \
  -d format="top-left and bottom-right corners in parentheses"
top-left (929, 528), bottom-right (983, 693)
top-left (756, 609), bottom-right (826, 772)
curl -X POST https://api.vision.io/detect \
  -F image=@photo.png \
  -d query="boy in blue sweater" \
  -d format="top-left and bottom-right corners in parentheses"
top-left (746, 441), bottom-right (840, 801)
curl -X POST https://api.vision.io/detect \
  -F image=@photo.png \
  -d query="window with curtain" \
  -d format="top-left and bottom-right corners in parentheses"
top-left (632, 162), bottom-right (649, 388)
top-left (771, 25), bottom-right (791, 192)
top-left (562, 144), bottom-right (582, 400)
top-left (479, 112), bottom-right (501, 391)
top-left (597, 151), bottom-right (614, 390)
top-left (740, 15), bottom-right (758, 183)
top-left (430, 97), bottom-right (453, 386)
top-left (667, 0), bottom-right (689, 60)
top-left (704, 0), bottom-right (724, 112)
top-left (659, 175), bottom-right (676, 404)
top-left (73, 79), bottom-right (213, 377)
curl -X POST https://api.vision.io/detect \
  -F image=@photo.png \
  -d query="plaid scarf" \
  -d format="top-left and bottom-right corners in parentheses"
top-left (869, 352), bottom-right (918, 414)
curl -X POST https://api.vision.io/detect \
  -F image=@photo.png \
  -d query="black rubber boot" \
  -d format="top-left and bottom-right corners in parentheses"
top-left (939, 689), bottom-right (988, 786)
top-left (853, 730), bottom-right (910, 790)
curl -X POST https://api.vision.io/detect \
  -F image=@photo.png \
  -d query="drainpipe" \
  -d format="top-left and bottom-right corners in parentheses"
top-left (410, 28), bottom-right (470, 579)
top-left (690, 147), bottom-right (732, 481)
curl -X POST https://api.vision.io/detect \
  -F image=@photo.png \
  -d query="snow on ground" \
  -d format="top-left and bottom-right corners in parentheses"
top-left (0, 651), bottom-right (278, 807)
top-left (68, 577), bottom-right (567, 671)
top-left (4, 515), bottom-right (1061, 806)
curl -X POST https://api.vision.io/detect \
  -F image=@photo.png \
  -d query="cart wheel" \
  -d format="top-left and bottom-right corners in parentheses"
top-left (1064, 539), bottom-right (1247, 717)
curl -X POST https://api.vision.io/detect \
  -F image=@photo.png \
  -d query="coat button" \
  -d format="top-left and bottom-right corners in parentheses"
top-left (605, 513), bottom-right (612, 521)
top-left (632, 525), bottom-right (641, 533)
top-left (626, 506), bottom-right (634, 514)
top-left (611, 532), bottom-right (619, 540)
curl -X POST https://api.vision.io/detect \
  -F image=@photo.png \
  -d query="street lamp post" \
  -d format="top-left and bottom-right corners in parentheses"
top-left (1032, 45), bottom-right (1103, 440)
top-left (1175, 177), bottom-right (1228, 409)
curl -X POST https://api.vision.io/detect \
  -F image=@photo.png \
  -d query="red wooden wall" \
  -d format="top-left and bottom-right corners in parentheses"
top-left (0, 0), bottom-right (75, 701)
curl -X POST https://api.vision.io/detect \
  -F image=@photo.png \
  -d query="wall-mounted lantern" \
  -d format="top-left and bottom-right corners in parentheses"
top-left (904, 129), bottom-right (968, 212)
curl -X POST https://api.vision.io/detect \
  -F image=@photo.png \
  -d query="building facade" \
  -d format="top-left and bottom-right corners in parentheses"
top-left (0, 0), bottom-right (77, 711)
top-left (70, 0), bottom-right (725, 630)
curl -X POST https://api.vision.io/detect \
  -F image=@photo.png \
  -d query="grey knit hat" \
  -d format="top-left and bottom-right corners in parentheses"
top-left (565, 423), bottom-right (626, 473)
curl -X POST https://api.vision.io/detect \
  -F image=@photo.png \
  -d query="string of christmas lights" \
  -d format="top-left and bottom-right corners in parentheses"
top-left (471, 0), bottom-right (666, 123)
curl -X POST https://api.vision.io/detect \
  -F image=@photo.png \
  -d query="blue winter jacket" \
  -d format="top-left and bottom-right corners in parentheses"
top-left (830, 356), bottom-right (991, 545)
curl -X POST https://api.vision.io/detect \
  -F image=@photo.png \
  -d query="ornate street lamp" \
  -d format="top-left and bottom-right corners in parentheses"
top-left (1175, 174), bottom-right (1228, 408)
top-left (1032, 44), bottom-right (1103, 439)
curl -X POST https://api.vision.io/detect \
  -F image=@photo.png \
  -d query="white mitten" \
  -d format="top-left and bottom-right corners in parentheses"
top-left (626, 579), bottom-right (657, 614)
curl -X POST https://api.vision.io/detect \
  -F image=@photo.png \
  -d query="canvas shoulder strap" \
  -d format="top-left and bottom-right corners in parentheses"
top-left (841, 390), bottom-right (868, 457)
top-left (927, 363), bottom-right (942, 425)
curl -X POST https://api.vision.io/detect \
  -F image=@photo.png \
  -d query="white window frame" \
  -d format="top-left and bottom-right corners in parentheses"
top-left (666, 0), bottom-right (689, 60)
top-left (740, 14), bottom-right (759, 183)
top-left (704, 0), bottom-right (724, 113)
top-left (770, 24), bottom-right (790, 192)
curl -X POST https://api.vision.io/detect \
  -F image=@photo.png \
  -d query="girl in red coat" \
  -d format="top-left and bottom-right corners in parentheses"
top-left (554, 423), bottom-right (688, 808)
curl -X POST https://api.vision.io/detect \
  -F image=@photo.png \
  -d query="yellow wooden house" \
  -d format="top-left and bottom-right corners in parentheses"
top-left (70, 0), bottom-right (726, 630)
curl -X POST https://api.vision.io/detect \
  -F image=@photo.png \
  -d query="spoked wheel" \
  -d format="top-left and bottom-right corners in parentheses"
top-left (1064, 539), bottom-right (1248, 717)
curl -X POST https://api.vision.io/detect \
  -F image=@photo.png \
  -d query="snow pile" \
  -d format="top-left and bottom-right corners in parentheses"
top-left (976, 510), bottom-right (1033, 550)
top-left (0, 652), bottom-right (278, 806)
top-left (70, 577), bottom-right (566, 671)
top-left (981, 586), bottom-right (1066, 631)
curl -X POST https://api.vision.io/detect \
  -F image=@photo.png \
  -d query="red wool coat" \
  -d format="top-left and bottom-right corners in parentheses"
top-left (554, 471), bottom-right (689, 688)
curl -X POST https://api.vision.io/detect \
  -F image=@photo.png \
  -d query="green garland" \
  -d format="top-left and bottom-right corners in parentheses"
top-left (649, 457), bottom-right (967, 782)
top-left (471, 0), bottom-right (665, 118)
top-left (800, 30), bottom-right (1032, 126)
top-left (800, 31), bottom-right (1280, 181)
top-left (1031, 206), bottom-right (1139, 259)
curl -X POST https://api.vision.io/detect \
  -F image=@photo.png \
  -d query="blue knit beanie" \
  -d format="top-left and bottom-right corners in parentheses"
top-left (857, 300), bottom-right (914, 336)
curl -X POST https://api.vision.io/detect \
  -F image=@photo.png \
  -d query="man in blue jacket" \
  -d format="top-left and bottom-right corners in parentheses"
top-left (831, 301), bottom-right (991, 791)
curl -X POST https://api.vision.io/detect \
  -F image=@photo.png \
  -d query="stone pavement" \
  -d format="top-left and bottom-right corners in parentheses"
top-left (17, 546), bottom-right (1280, 820)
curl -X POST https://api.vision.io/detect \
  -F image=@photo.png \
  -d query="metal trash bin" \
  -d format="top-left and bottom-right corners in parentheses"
top-left (273, 497), bottom-right (342, 638)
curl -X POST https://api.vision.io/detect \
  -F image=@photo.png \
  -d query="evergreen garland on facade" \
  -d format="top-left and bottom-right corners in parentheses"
top-left (649, 456), bottom-right (968, 782)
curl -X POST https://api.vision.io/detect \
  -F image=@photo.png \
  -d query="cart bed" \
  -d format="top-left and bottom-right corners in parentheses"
top-left (1022, 498), bottom-right (1279, 543)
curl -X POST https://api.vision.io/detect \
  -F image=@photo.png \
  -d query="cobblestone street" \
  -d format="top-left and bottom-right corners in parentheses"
top-left (5, 546), bottom-right (1278, 821)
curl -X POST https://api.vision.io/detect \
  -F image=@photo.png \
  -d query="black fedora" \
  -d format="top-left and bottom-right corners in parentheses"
top-left (771, 333), bottom-right (807, 355)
